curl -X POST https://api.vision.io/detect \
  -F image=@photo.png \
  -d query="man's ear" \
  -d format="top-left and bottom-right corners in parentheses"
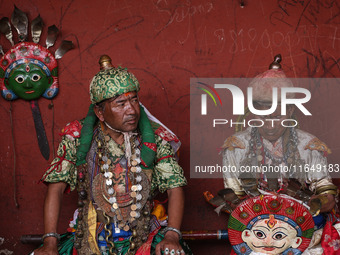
top-left (94, 105), bottom-right (105, 122)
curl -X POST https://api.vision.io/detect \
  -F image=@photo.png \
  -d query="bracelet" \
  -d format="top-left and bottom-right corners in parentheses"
top-left (316, 184), bottom-right (338, 196)
top-left (164, 227), bottom-right (182, 239)
top-left (42, 232), bottom-right (60, 242)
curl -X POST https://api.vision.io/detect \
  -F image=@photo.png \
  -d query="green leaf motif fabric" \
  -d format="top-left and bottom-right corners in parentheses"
top-left (90, 67), bottom-right (140, 104)
top-left (41, 124), bottom-right (187, 193)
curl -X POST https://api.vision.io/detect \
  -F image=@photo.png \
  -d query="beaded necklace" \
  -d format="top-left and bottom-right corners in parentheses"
top-left (250, 127), bottom-right (298, 165)
top-left (95, 126), bottom-right (145, 253)
top-left (248, 127), bottom-right (298, 192)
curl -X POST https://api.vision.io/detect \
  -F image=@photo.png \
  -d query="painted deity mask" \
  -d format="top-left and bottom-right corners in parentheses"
top-left (228, 195), bottom-right (315, 255)
top-left (0, 6), bottom-right (73, 161)
top-left (0, 42), bottom-right (58, 101)
top-left (241, 216), bottom-right (302, 254)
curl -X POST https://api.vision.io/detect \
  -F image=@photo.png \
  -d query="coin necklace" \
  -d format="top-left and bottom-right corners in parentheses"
top-left (250, 127), bottom-right (297, 165)
top-left (97, 130), bottom-right (144, 232)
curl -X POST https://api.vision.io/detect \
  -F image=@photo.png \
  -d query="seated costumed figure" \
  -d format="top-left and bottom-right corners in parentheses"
top-left (211, 55), bottom-right (340, 255)
top-left (34, 55), bottom-right (192, 255)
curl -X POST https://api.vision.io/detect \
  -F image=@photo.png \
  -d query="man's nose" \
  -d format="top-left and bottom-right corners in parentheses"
top-left (265, 122), bottom-right (276, 130)
top-left (125, 100), bottom-right (136, 114)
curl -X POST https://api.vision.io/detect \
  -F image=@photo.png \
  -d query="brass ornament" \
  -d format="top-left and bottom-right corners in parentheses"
top-left (99, 55), bottom-right (114, 70)
top-left (269, 54), bottom-right (282, 70)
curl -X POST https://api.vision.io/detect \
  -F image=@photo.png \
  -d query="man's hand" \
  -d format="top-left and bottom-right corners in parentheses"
top-left (155, 231), bottom-right (184, 255)
top-left (156, 187), bottom-right (185, 254)
top-left (33, 237), bottom-right (59, 255)
top-left (34, 182), bottom-right (66, 255)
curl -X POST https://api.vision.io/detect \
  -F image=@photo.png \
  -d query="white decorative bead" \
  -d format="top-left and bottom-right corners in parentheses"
top-left (136, 184), bottom-right (142, 191)
top-left (136, 176), bottom-right (142, 182)
top-left (106, 179), bottom-right (112, 185)
top-left (136, 166), bottom-right (142, 173)
top-left (102, 164), bottom-right (109, 170)
top-left (136, 194), bottom-right (142, 201)
top-left (104, 172), bottom-right (113, 178)
top-left (108, 188), bottom-right (114, 195)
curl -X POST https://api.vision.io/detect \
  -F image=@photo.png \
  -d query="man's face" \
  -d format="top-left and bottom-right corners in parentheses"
top-left (241, 218), bottom-right (302, 254)
top-left (97, 91), bottom-right (140, 132)
top-left (5, 63), bottom-right (52, 100)
top-left (253, 103), bottom-right (294, 142)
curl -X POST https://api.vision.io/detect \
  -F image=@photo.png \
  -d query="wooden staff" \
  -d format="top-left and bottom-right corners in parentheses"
top-left (182, 230), bottom-right (228, 240)
top-left (21, 230), bottom-right (229, 244)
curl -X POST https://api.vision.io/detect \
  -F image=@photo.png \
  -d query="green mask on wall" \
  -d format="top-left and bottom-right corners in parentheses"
top-left (0, 42), bottom-right (59, 101)
top-left (5, 63), bottom-right (53, 100)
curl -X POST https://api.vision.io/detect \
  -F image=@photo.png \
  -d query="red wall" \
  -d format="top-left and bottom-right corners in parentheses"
top-left (0, 0), bottom-right (339, 254)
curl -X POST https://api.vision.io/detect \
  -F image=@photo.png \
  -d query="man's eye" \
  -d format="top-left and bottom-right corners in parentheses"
top-left (115, 103), bottom-right (125, 107)
top-left (273, 232), bottom-right (287, 240)
top-left (15, 75), bottom-right (25, 83)
top-left (253, 230), bottom-right (266, 239)
top-left (31, 74), bottom-right (41, 82)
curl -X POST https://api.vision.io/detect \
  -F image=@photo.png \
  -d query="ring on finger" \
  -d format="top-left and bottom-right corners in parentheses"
top-left (170, 249), bottom-right (176, 255)
top-left (164, 248), bottom-right (170, 255)
top-left (180, 249), bottom-right (185, 254)
top-left (176, 250), bottom-right (181, 255)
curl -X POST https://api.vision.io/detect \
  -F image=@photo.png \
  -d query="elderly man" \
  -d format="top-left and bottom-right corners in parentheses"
top-left (222, 55), bottom-right (339, 254)
top-left (34, 55), bottom-right (190, 255)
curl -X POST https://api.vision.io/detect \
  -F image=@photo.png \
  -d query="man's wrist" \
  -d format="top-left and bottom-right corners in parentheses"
top-left (164, 227), bottom-right (182, 240)
top-left (42, 232), bottom-right (60, 242)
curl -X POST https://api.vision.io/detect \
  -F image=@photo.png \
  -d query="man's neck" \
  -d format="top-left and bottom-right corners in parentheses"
top-left (100, 122), bottom-right (124, 145)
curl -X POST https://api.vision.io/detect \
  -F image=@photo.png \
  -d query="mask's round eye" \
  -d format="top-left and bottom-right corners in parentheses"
top-left (31, 74), bottom-right (41, 82)
top-left (253, 230), bottom-right (266, 239)
top-left (15, 75), bottom-right (25, 84)
top-left (273, 232), bottom-right (287, 240)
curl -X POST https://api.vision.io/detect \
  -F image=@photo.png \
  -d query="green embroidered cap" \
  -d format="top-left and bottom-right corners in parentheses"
top-left (89, 67), bottom-right (140, 104)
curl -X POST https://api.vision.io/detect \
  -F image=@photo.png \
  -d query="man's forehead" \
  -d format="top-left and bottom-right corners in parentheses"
top-left (112, 91), bottom-right (138, 102)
